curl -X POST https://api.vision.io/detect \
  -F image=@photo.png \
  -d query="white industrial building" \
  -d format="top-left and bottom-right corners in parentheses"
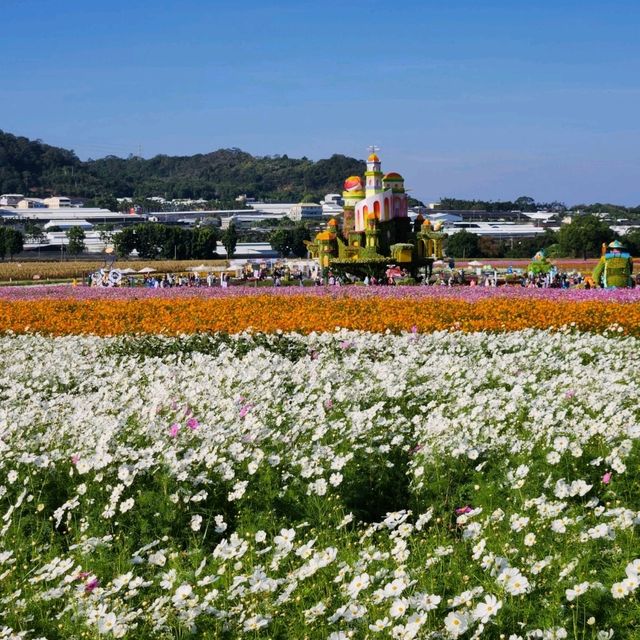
top-left (289, 202), bottom-right (323, 221)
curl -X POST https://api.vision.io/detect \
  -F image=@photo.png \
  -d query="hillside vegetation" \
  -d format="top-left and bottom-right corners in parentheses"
top-left (0, 130), bottom-right (364, 202)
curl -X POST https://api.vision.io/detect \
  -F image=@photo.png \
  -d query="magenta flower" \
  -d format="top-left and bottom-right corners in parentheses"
top-left (324, 399), bottom-right (333, 410)
top-left (186, 417), bottom-right (199, 431)
top-left (455, 505), bottom-right (473, 515)
top-left (71, 454), bottom-right (80, 465)
top-left (239, 404), bottom-right (252, 418)
top-left (339, 340), bottom-right (352, 350)
top-left (565, 389), bottom-right (576, 399)
top-left (602, 471), bottom-right (612, 484)
top-left (84, 578), bottom-right (100, 593)
top-left (169, 423), bottom-right (180, 438)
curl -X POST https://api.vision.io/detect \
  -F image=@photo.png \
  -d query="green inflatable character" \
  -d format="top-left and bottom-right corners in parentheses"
top-left (593, 240), bottom-right (634, 288)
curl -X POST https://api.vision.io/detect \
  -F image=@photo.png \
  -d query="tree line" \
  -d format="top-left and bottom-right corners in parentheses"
top-left (444, 214), bottom-right (640, 259)
top-left (438, 196), bottom-right (640, 219)
top-left (0, 130), bottom-right (364, 203)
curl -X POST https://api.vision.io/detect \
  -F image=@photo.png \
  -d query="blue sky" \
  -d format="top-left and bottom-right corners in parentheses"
top-left (2, 0), bottom-right (639, 205)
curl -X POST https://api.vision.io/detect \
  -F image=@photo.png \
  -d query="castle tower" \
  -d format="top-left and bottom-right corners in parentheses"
top-left (364, 212), bottom-right (380, 251)
top-left (365, 152), bottom-right (383, 198)
top-left (342, 175), bottom-right (364, 237)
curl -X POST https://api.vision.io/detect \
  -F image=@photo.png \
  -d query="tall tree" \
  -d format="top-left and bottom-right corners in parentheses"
top-left (557, 214), bottom-right (615, 259)
top-left (66, 226), bottom-right (86, 256)
top-left (0, 228), bottom-right (7, 260)
top-left (270, 228), bottom-right (295, 257)
top-left (222, 222), bottom-right (238, 259)
top-left (4, 228), bottom-right (24, 259)
top-left (444, 230), bottom-right (480, 259)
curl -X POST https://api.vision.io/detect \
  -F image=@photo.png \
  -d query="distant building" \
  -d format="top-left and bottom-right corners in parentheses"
top-left (247, 202), bottom-right (295, 217)
top-left (322, 193), bottom-right (343, 206)
top-left (43, 196), bottom-right (72, 208)
top-left (0, 194), bottom-right (24, 207)
top-left (44, 219), bottom-right (93, 230)
top-left (17, 198), bottom-right (46, 209)
top-left (290, 202), bottom-right (323, 221)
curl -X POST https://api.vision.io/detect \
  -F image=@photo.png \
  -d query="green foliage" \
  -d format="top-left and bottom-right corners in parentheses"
top-left (438, 196), bottom-right (566, 213)
top-left (0, 130), bottom-right (365, 201)
top-left (444, 230), bottom-right (480, 258)
top-left (558, 214), bottom-right (615, 259)
top-left (269, 224), bottom-right (311, 258)
top-left (65, 226), bottom-right (86, 255)
top-left (0, 227), bottom-right (24, 260)
top-left (113, 223), bottom-right (218, 259)
top-left (221, 222), bottom-right (238, 258)
top-left (621, 229), bottom-right (640, 256)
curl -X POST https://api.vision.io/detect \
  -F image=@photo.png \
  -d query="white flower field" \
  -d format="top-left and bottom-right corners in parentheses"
top-left (1, 329), bottom-right (639, 639)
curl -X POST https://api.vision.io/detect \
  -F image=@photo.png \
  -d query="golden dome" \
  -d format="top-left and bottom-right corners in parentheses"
top-left (327, 218), bottom-right (338, 226)
top-left (367, 153), bottom-right (380, 162)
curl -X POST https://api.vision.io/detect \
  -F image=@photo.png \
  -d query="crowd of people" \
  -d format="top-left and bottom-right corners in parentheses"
top-left (89, 263), bottom-right (637, 290)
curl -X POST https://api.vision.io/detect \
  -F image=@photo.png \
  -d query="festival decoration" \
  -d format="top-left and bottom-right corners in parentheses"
top-left (306, 150), bottom-right (444, 277)
top-left (592, 240), bottom-right (634, 288)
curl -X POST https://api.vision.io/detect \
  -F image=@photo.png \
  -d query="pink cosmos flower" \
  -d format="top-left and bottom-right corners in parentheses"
top-left (169, 423), bottom-right (180, 438)
top-left (186, 417), bottom-right (199, 431)
top-left (565, 389), bottom-right (576, 399)
top-left (339, 340), bottom-right (352, 350)
top-left (602, 471), bottom-right (612, 484)
top-left (71, 454), bottom-right (80, 465)
top-left (239, 404), bottom-right (252, 418)
top-left (455, 505), bottom-right (473, 515)
top-left (84, 578), bottom-right (99, 593)
top-left (324, 399), bottom-right (333, 410)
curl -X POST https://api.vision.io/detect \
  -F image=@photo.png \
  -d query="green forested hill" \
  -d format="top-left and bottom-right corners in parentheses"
top-left (0, 130), bottom-right (365, 202)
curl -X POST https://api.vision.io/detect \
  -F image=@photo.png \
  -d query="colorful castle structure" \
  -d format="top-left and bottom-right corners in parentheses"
top-left (593, 240), bottom-right (634, 288)
top-left (307, 151), bottom-right (444, 276)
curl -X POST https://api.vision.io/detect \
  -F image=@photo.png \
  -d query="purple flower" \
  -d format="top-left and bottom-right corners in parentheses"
top-left (169, 423), bottom-right (180, 438)
top-left (84, 577), bottom-right (100, 594)
top-left (455, 505), bottom-right (473, 516)
top-left (239, 404), bottom-right (252, 418)
top-left (186, 417), bottom-right (199, 431)
top-left (602, 471), bottom-right (612, 484)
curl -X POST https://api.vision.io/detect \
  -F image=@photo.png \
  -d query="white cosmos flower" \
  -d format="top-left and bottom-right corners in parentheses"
top-left (444, 611), bottom-right (469, 638)
top-left (389, 597), bottom-right (409, 618)
top-left (504, 573), bottom-right (530, 596)
top-left (346, 572), bottom-right (370, 599)
top-left (473, 594), bottom-right (502, 623)
top-left (97, 612), bottom-right (117, 634)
